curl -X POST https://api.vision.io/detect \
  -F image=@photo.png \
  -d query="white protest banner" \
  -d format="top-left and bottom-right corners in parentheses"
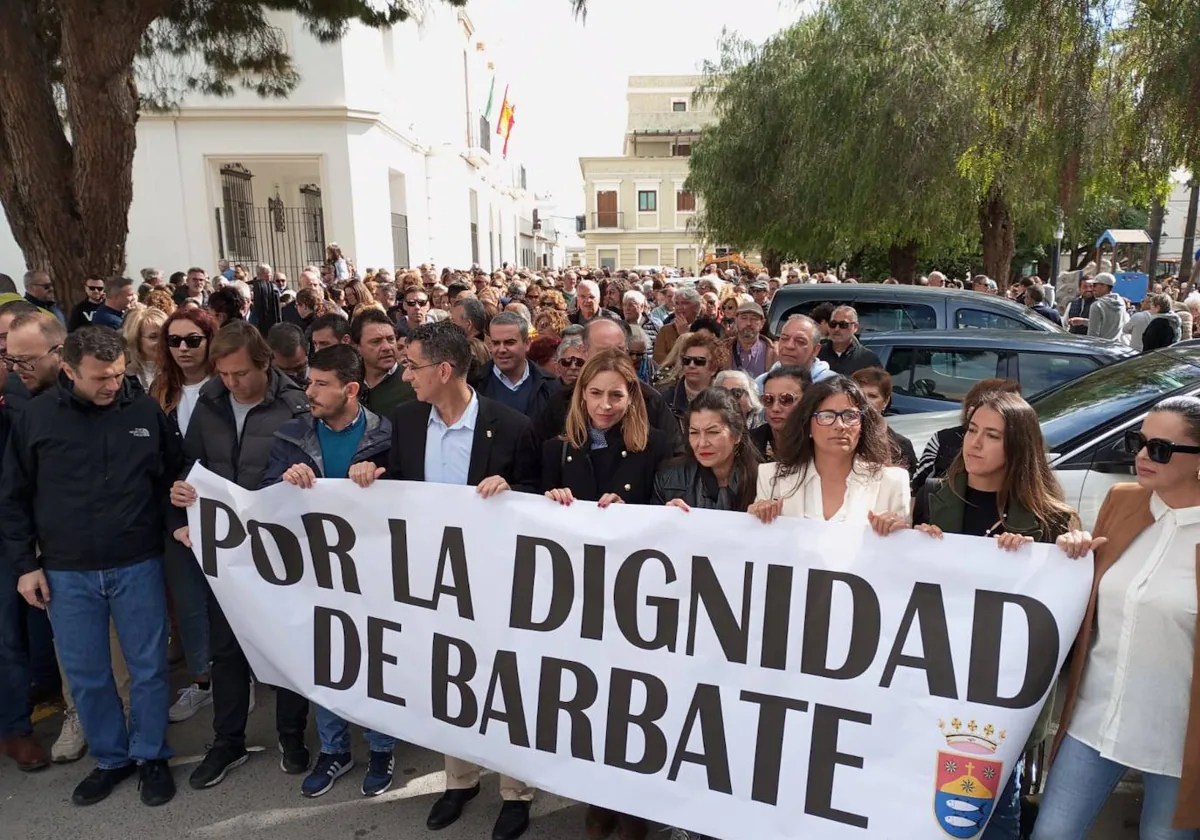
top-left (186, 464), bottom-right (1092, 840)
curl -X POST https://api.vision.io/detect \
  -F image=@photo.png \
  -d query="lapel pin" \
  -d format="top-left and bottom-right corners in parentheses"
top-left (486, 429), bottom-right (493, 439)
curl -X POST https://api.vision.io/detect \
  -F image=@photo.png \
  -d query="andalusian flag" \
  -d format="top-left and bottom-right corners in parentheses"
top-left (496, 85), bottom-right (515, 157)
top-left (483, 75), bottom-right (496, 121)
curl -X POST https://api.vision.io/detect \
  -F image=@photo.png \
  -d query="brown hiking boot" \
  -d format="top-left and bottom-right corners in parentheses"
top-left (2, 735), bottom-right (49, 771)
top-left (584, 805), bottom-right (618, 840)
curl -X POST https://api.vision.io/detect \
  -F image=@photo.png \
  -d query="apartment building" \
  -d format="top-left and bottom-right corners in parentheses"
top-left (578, 75), bottom-right (716, 272)
top-left (0, 6), bottom-right (561, 280)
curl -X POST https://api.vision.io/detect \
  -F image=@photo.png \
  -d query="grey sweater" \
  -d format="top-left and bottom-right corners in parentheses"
top-left (1087, 293), bottom-right (1129, 341)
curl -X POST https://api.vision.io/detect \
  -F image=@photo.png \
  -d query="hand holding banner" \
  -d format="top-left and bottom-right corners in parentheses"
top-left (186, 465), bottom-right (1091, 840)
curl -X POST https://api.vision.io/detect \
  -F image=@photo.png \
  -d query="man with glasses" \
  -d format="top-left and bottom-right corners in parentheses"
top-left (397, 286), bottom-right (433, 337)
top-left (818, 305), bottom-right (881, 376)
top-left (353, 309), bottom-right (414, 419)
top-left (68, 276), bottom-right (107, 332)
top-left (21, 270), bottom-right (65, 326)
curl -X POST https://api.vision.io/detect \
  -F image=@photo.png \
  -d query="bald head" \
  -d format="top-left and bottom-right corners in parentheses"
top-left (583, 318), bottom-right (628, 356)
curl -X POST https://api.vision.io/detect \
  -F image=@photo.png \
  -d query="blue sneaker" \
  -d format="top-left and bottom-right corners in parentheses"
top-left (301, 752), bottom-right (354, 798)
top-left (361, 751), bottom-right (395, 797)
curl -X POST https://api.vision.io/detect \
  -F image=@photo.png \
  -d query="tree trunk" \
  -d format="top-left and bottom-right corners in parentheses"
top-left (761, 248), bottom-right (783, 278)
top-left (887, 242), bottom-right (919, 284)
top-left (1178, 177), bottom-right (1199, 288)
top-left (979, 188), bottom-right (1016, 288)
top-left (1147, 196), bottom-right (1164, 281)
top-left (0, 0), bottom-right (166, 310)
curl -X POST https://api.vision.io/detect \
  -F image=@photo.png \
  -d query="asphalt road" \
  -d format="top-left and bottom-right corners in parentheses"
top-left (0, 685), bottom-right (1146, 840)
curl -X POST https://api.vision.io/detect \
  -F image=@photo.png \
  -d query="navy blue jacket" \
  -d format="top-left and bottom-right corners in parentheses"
top-left (471, 360), bottom-right (559, 421)
top-left (261, 408), bottom-right (392, 487)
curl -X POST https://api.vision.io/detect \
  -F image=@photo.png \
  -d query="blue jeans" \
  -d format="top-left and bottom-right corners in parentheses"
top-left (1032, 735), bottom-right (1197, 840)
top-left (46, 558), bottom-right (172, 769)
top-left (0, 564), bottom-right (32, 738)
top-left (163, 539), bottom-right (209, 677)
top-left (314, 705), bottom-right (396, 755)
top-left (982, 756), bottom-right (1024, 840)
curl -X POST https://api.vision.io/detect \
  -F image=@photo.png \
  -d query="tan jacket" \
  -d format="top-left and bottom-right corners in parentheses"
top-left (1051, 483), bottom-right (1200, 829)
top-left (652, 320), bottom-right (683, 366)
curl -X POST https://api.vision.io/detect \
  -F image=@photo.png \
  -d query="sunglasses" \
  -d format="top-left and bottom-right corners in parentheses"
top-left (726, 387), bottom-right (747, 400)
top-left (628, 351), bottom-right (646, 361)
top-left (681, 355), bottom-right (709, 367)
top-left (559, 357), bottom-right (586, 369)
top-left (829, 320), bottom-right (855, 330)
top-left (1123, 430), bottom-right (1200, 464)
top-left (762, 392), bottom-right (800, 407)
top-left (167, 334), bottom-right (205, 349)
top-left (405, 298), bottom-right (429, 307)
top-left (814, 408), bottom-right (863, 427)
top-left (86, 285), bottom-right (105, 293)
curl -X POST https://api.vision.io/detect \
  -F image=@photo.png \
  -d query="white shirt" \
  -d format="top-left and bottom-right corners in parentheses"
top-left (424, 390), bottom-right (479, 486)
top-left (1068, 493), bottom-right (1199, 777)
top-left (755, 458), bottom-right (911, 523)
top-left (176, 378), bottom-right (210, 436)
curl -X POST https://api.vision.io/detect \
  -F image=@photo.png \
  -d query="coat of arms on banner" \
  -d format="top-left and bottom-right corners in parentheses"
top-left (933, 717), bottom-right (1006, 838)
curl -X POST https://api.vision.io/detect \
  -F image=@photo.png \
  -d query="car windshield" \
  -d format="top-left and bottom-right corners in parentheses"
top-left (1037, 350), bottom-right (1200, 451)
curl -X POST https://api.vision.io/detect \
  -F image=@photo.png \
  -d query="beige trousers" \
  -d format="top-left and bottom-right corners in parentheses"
top-left (61, 621), bottom-right (131, 713)
top-left (444, 755), bottom-right (535, 802)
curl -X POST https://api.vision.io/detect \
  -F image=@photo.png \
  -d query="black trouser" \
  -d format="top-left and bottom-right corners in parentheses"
top-left (206, 587), bottom-right (308, 748)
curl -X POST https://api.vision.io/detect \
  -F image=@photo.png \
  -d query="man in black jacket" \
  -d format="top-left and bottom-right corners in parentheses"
top-left (818, 305), bottom-right (882, 376)
top-left (473, 311), bottom-right (559, 417)
top-left (0, 326), bottom-right (182, 807)
top-left (346, 321), bottom-right (537, 840)
top-left (533, 317), bottom-right (678, 448)
top-left (168, 320), bottom-right (313, 790)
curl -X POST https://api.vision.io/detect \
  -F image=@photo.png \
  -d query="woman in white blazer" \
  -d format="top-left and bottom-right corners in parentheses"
top-left (751, 376), bottom-right (911, 524)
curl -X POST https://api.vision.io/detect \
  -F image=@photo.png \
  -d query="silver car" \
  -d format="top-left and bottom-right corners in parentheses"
top-left (889, 345), bottom-right (1200, 529)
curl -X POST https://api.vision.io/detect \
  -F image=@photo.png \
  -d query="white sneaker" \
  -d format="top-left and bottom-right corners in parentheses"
top-left (51, 710), bottom-right (87, 763)
top-left (169, 683), bottom-right (213, 723)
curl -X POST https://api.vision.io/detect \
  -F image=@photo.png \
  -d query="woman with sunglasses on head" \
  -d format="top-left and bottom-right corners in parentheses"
top-left (654, 388), bottom-right (761, 512)
top-left (750, 376), bottom-right (909, 524)
top-left (149, 308), bottom-right (219, 724)
top-left (750, 365), bottom-right (812, 462)
top-left (540, 348), bottom-right (674, 840)
top-left (657, 331), bottom-right (727, 434)
top-left (1028, 396), bottom-right (1200, 840)
top-left (871, 390), bottom-right (1078, 840)
top-left (714, 369), bottom-right (763, 428)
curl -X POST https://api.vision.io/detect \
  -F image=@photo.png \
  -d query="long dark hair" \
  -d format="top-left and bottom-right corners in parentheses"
top-left (151, 308), bottom-right (216, 415)
top-left (771, 376), bottom-right (891, 491)
top-left (944, 391), bottom-right (1077, 536)
top-left (683, 387), bottom-right (762, 512)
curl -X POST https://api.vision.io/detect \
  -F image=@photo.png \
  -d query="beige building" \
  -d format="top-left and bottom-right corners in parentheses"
top-left (579, 75), bottom-right (716, 271)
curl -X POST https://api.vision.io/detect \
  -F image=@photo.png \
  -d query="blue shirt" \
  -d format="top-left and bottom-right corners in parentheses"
top-left (91, 305), bottom-right (125, 330)
top-left (316, 407), bottom-right (367, 479)
top-left (425, 390), bottom-right (479, 486)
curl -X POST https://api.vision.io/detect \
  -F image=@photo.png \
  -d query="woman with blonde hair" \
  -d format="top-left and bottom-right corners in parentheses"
top-left (121, 305), bottom-right (168, 390)
top-left (342, 278), bottom-right (375, 314)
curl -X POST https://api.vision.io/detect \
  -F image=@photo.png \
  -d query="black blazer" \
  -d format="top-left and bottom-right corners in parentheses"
top-left (386, 394), bottom-right (539, 492)
top-left (541, 425), bottom-right (675, 504)
top-left (534, 379), bottom-right (679, 450)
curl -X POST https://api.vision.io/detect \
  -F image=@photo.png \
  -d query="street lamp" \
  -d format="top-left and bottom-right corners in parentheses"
top-left (1050, 212), bottom-right (1065, 287)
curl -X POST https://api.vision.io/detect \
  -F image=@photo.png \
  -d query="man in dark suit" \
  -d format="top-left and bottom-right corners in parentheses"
top-left (533, 316), bottom-right (678, 448)
top-left (346, 320), bottom-right (537, 840)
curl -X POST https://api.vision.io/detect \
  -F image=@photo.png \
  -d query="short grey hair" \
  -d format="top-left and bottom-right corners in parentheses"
top-left (623, 290), bottom-right (646, 307)
top-left (103, 276), bottom-right (133, 297)
top-left (63, 325), bottom-right (125, 368)
top-left (674, 286), bottom-right (702, 306)
top-left (715, 369), bottom-right (762, 412)
top-left (784, 314), bottom-right (822, 344)
top-left (556, 334), bottom-right (585, 359)
top-left (628, 323), bottom-right (650, 348)
top-left (577, 279), bottom-right (600, 297)
top-left (22, 270), bottom-right (49, 290)
top-left (140, 267), bottom-right (161, 282)
top-left (507, 280), bottom-right (527, 298)
top-left (489, 310), bottom-right (530, 341)
top-left (256, 262), bottom-right (273, 277)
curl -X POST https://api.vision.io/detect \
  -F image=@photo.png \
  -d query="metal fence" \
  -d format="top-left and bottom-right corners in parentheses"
top-left (215, 205), bottom-right (326, 283)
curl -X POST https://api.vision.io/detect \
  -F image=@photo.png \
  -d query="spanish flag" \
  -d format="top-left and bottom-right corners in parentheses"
top-left (496, 85), bottom-right (515, 157)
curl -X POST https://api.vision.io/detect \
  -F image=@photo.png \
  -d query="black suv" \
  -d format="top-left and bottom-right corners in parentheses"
top-left (767, 284), bottom-right (1060, 335)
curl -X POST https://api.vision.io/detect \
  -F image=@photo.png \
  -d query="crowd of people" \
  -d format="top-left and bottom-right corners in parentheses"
top-left (0, 256), bottom-right (1196, 840)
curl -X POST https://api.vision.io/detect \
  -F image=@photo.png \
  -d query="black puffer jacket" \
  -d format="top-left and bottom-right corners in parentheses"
top-left (179, 369), bottom-right (310, 507)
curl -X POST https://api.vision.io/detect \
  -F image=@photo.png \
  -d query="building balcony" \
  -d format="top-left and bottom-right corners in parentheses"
top-left (466, 115), bottom-right (491, 167)
top-left (590, 211), bottom-right (624, 230)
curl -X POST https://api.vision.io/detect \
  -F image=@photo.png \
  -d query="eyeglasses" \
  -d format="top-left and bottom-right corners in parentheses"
top-left (404, 359), bottom-right (448, 372)
top-left (829, 320), bottom-right (855, 330)
top-left (762, 392), bottom-right (800, 408)
top-left (167, 334), bottom-right (205, 349)
top-left (85, 285), bottom-right (104, 293)
top-left (1123, 430), bottom-right (1200, 464)
top-left (680, 355), bottom-right (709, 367)
top-left (559, 357), bottom-right (586, 369)
top-left (814, 408), bottom-right (863, 427)
top-left (405, 298), bottom-right (429, 307)
top-left (3, 345), bottom-right (62, 373)
top-left (726, 387), bottom-right (747, 399)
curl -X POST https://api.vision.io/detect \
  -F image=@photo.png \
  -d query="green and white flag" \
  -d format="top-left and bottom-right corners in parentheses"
top-left (483, 75), bottom-right (496, 121)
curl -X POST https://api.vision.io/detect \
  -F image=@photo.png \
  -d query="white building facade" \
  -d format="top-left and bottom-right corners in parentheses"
top-left (0, 6), bottom-right (562, 282)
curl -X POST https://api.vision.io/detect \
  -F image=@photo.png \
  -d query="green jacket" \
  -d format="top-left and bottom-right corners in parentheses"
top-left (914, 472), bottom-right (1073, 750)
